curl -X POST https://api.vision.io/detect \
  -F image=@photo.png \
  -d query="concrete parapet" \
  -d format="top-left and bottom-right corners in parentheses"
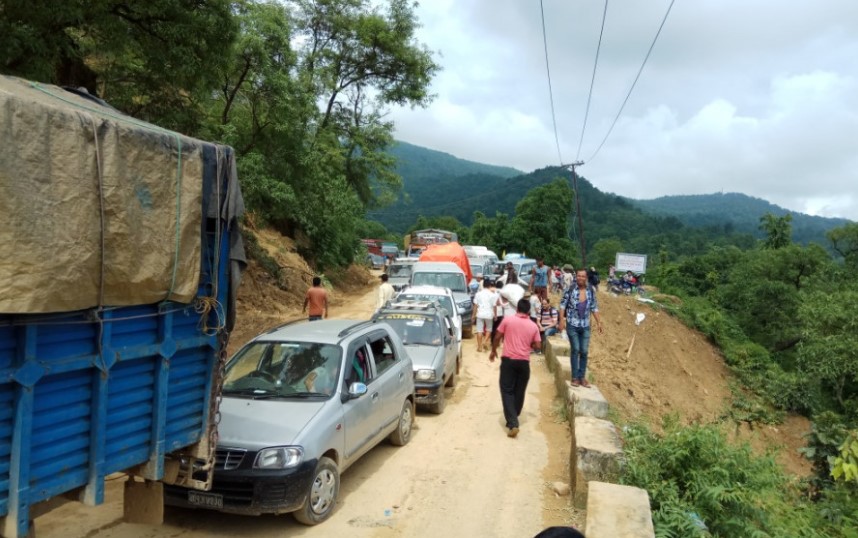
top-left (565, 381), bottom-right (609, 419)
top-left (571, 417), bottom-right (625, 507)
top-left (585, 481), bottom-right (655, 538)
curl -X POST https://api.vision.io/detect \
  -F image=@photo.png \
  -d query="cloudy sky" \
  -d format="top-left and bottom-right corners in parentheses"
top-left (388, 0), bottom-right (858, 220)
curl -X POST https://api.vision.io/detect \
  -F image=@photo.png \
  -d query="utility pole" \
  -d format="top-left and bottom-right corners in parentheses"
top-left (561, 162), bottom-right (587, 268)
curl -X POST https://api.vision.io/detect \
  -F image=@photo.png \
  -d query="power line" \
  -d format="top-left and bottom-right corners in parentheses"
top-left (539, 0), bottom-right (563, 165)
top-left (586, 0), bottom-right (677, 164)
top-left (575, 0), bottom-right (609, 161)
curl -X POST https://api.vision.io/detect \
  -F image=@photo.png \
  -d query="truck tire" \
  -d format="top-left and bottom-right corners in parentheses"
top-left (293, 457), bottom-right (339, 525)
top-left (389, 399), bottom-right (414, 446)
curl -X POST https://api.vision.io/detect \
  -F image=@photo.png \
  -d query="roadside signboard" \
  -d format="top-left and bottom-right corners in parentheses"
top-left (615, 252), bottom-right (647, 274)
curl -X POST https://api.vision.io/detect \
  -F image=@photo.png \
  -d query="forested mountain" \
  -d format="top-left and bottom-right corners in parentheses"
top-left (389, 141), bottom-right (521, 181)
top-left (373, 143), bottom-right (848, 251)
top-left (632, 193), bottom-right (850, 246)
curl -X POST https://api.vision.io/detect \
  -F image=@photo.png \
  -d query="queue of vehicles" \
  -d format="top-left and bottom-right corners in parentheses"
top-left (168, 241), bottom-right (498, 525)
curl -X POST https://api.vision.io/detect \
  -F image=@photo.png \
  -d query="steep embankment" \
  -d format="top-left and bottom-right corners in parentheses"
top-left (585, 289), bottom-right (811, 476)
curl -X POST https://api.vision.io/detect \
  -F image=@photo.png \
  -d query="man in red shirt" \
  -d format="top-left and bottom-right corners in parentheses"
top-left (302, 276), bottom-right (328, 321)
top-left (489, 298), bottom-right (542, 438)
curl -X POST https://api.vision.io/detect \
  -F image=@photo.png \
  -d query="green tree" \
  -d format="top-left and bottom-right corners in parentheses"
top-left (828, 222), bottom-right (858, 270)
top-left (508, 178), bottom-right (577, 265)
top-left (1, 0), bottom-right (237, 133)
top-left (798, 286), bottom-right (858, 409)
top-left (591, 237), bottom-right (623, 273)
top-left (759, 212), bottom-right (793, 250)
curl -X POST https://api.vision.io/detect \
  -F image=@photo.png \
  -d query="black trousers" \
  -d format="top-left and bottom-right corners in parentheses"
top-left (499, 357), bottom-right (530, 429)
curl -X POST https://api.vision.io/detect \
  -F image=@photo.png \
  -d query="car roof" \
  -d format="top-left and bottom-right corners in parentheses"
top-left (376, 300), bottom-right (445, 318)
top-left (254, 319), bottom-right (372, 344)
top-left (398, 284), bottom-right (453, 296)
top-left (411, 261), bottom-right (464, 272)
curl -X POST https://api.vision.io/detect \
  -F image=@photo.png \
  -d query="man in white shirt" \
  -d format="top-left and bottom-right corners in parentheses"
top-left (472, 283), bottom-right (499, 352)
top-left (376, 273), bottom-right (395, 310)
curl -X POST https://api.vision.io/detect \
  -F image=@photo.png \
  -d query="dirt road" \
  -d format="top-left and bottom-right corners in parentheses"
top-left (35, 283), bottom-right (578, 538)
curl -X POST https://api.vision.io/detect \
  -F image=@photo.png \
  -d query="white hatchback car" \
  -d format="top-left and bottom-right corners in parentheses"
top-left (395, 285), bottom-right (463, 356)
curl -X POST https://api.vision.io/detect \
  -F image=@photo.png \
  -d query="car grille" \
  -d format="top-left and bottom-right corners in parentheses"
top-left (216, 448), bottom-right (247, 470)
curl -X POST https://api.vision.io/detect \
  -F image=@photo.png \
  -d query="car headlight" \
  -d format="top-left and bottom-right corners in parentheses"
top-left (414, 369), bottom-right (436, 381)
top-left (254, 446), bottom-right (304, 469)
top-left (457, 300), bottom-right (472, 310)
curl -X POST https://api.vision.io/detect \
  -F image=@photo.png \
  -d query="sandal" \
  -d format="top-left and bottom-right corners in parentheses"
top-left (579, 379), bottom-right (591, 388)
top-left (570, 378), bottom-right (580, 387)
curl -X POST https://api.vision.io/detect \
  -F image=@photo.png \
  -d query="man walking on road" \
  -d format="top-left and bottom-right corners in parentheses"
top-left (376, 273), bottom-right (395, 309)
top-left (489, 298), bottom-right (542, 438)
top-left (559, 269), bottom-right (603, 387)
top-left (472, 281), bottom-right (498, 352)
top-left (303, 276), bottom-right (328, 321)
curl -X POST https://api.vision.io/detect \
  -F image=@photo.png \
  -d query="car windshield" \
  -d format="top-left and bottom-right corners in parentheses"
top-left (412, 272), bottom-right (466, 292)
top-left (377, 314), bottom-right (442, 346)
top-left (470, 264), bottom-right (483, 276)
top-left (398, 294), bottom-right (454, 316)
top-left (223, 341), bottom-right (342, 398)
top-left (388, 264), bottom-right (412, 278)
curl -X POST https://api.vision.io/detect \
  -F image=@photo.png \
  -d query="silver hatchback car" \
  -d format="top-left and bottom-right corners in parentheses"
top-left (165, 319), bottom-right (415, 525)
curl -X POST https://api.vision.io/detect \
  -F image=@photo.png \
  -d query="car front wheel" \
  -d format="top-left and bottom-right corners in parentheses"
top-left (293, 457), bottom-right (339, 525)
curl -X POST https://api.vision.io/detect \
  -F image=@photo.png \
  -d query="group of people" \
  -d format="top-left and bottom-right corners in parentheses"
top-left (468, 259), bottom-right (603, 439)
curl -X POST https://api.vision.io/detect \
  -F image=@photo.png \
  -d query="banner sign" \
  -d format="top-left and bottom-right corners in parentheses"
top-left (615, 253), bottom-right (647, 274)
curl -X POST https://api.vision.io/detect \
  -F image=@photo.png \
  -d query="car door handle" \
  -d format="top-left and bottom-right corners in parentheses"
top-left (371, 392), bottom-right (380, 401)
top-left (398, 371), bottom-right (404, 381)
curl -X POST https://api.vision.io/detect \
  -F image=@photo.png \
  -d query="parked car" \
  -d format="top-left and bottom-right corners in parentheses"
top-left (493, 257), bottom-right (537, 288)
top-left (385, 258), bottom-right (417, 291)
top-left (366, 253), bottom-right (385, 269)
top-left (395, 285), bottom-right (463, 356)
top-left (373, 301), bottom-right (460, 414)
top-left (165, 320), bottom-right (415, 525)
top-left (409, 261), bottom-right (474, 338)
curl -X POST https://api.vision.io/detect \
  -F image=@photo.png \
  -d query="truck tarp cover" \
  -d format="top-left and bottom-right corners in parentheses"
top-left (0, 76), bottom-right (204, 313)
top-left (419, 243), bottom-right (472, 282)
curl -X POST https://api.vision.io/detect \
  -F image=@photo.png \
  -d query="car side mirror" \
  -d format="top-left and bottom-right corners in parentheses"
top-left (347, 382), bottom-right (368, 399)
top-left (445, 335), bottom-right (452, 345)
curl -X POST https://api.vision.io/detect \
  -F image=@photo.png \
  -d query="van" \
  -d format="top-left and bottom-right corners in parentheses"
top-left (409, 261), bottom-right (474, 338)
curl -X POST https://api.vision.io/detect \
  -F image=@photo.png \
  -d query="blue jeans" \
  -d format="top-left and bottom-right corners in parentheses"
top-left (567, 326), bottom-right (591, 380)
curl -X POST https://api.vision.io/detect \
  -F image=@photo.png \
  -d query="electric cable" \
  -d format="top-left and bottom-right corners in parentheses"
top-left (576, 0), bottom-right (609, 161)
top-left (539, 0), bottom-right (564, 165)
top-left (586, 0), bottom-right (676, 164)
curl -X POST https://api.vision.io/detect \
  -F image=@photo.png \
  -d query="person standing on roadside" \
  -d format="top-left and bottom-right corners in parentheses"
top-left (489, 298), bottom-right (542, 438)
top-left (376, 273), bottom-right (395, 310)
top-left (559, 269), bottom-right (603, 387)
top-left (562, 264), bottom-right (575, 294)
top-left (530, 257), bottom-right (549, 301)
top-left (472, 281), bottom-right (498, 352)
top-left (303, 276), bottom-right (328, 321)
top-left (504, 261), bottom-right (519, 285)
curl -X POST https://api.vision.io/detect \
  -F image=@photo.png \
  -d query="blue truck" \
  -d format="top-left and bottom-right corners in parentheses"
top-left (0, 76), bottom-right (244, 537)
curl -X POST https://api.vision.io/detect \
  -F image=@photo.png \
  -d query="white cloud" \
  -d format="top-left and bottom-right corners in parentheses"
top-left (388, 0), bottom-right (858, 220)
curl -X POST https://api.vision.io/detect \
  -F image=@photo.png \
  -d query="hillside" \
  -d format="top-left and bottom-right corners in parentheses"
top-left (632, 192), bottom-right (850, 246)
top-left (374, 144), bottom-right (848, 253)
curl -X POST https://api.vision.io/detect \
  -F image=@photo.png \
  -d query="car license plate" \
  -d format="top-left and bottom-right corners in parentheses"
top-left (188, 491), bottom-right (223, 509)
top-left (416, 388), bottom-right (430, 395)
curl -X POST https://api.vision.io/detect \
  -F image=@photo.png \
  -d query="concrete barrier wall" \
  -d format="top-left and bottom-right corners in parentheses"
top-left (544, 335), bottom-right (655, 538)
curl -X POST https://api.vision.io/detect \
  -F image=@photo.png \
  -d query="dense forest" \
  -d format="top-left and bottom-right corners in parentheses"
top-left (4, 1), bottom-right (857, 534)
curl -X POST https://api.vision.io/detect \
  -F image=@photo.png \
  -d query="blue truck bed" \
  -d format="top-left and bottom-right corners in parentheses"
top-left (0, 79), bottom-right (243, 538)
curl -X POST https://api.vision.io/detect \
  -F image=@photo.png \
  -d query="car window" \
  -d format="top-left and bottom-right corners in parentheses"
top-left (368, 335), bottom-right (398, 376)
top-left (223, 341), bottom-right (342, 398)
top-left (347, 343), bottom-right (374, 385)
top-left (399, 293), bottom-right (454, 315)
top-left (412, 272), bottom-right (466, 292)
top-left (388, 264), bottom-right (412, 278)
top-left (377, 313), bottom-right (442, 346)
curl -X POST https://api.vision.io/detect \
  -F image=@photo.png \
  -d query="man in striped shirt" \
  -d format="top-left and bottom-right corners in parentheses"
top-left (559, 269), bottom-right (604, 388)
